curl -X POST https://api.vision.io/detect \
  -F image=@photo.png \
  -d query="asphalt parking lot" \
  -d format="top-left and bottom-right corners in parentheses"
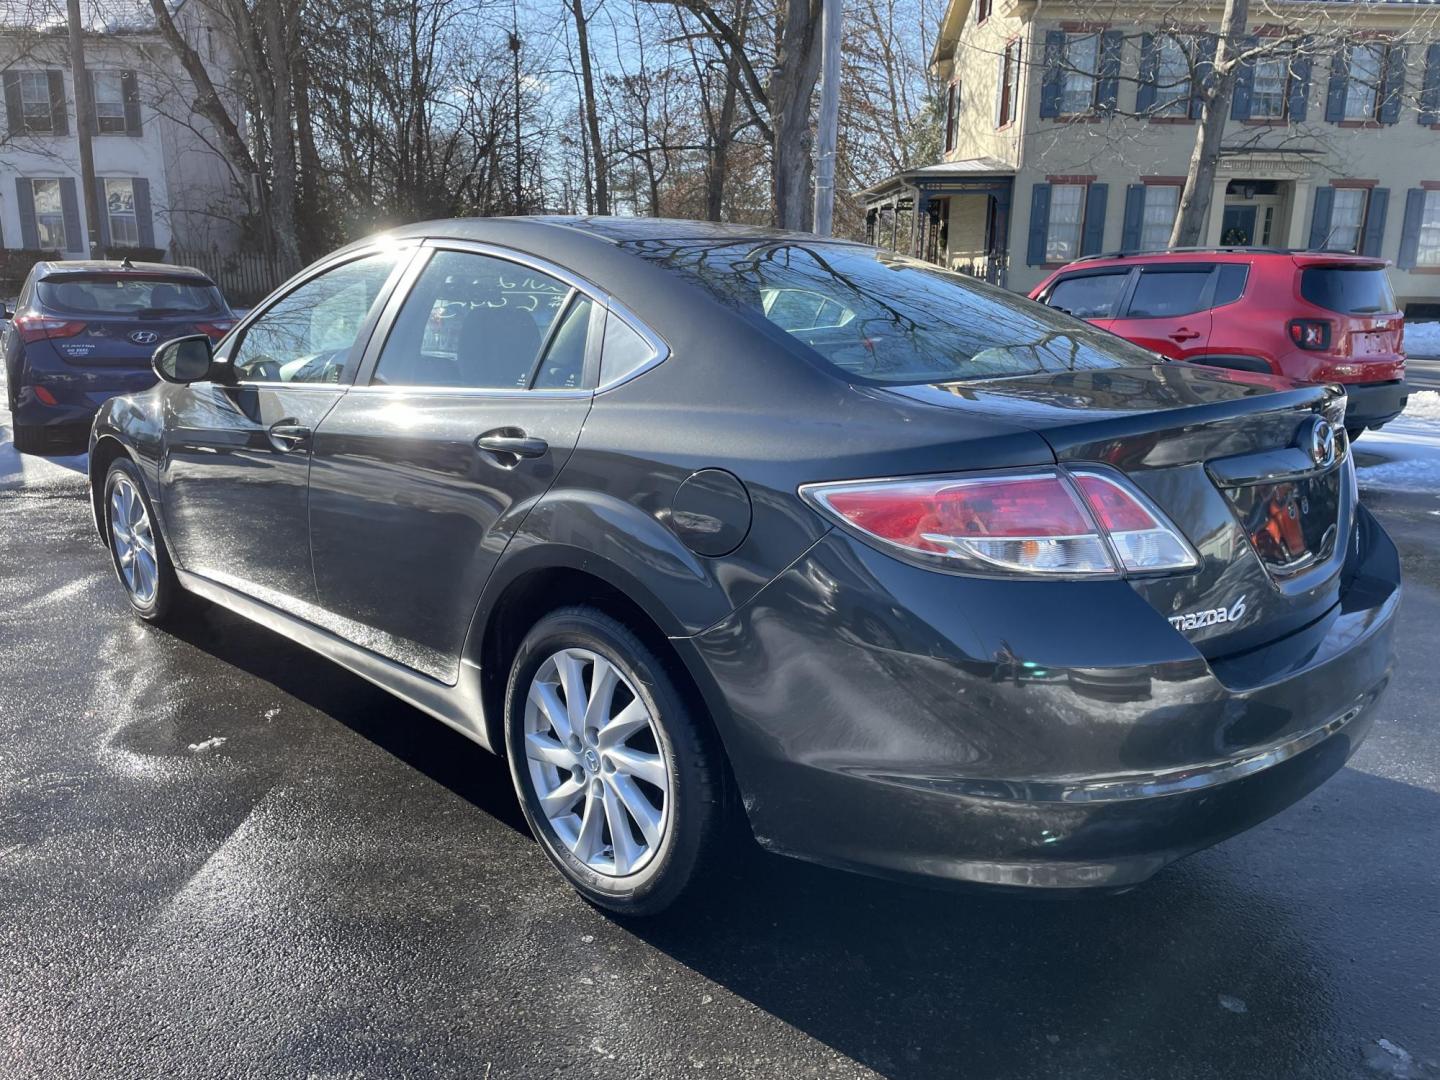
top-left (1, 408), bottom-right (1437, 1079)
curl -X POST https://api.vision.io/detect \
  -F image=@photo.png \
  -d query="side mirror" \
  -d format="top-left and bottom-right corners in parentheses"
top-left (0, 304), bottom-right (12, 321)
top-left (153, 334), bottom-right (215, 384)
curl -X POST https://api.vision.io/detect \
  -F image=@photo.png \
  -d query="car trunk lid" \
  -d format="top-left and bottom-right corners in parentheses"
top-left (882, 362), bottom-right (1353, 657)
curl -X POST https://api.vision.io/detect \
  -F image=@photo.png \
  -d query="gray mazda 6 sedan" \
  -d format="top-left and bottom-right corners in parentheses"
top-left (88, 217), bottom-right (1400, 914)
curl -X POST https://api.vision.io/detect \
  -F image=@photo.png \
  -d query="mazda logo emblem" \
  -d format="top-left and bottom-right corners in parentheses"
top-left (128, 330), bottom-right (159, 345)
top-left (1307, 417), bottom-right (1337, 469)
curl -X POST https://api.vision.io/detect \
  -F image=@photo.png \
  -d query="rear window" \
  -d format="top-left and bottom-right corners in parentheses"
top-left (1300, 267), bottom-right (1397, 315)
top-left (630, 241), bottom-right (1156, 385)
top-left (1047, 271), bottom-right (1129, 318)
top-left (1125, 268), bottom-right (1212, 318)
top-left (37, 274), bottom-right (225, 317)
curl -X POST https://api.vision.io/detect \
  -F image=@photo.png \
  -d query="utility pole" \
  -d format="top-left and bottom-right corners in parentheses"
top-left (811, 0), bottom-right (841, 236)
top-left (509, 0), bottom-right (523, 215)
top-left (66, 0), bottom-right (102, 257)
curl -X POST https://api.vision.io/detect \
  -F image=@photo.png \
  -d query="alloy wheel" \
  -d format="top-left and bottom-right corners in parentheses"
top-left (109, 475), bottom-right (159, 605)
top-left (523, 647), bottom-right (671, 877)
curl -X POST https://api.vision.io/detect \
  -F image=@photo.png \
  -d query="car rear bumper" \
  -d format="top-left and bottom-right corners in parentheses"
top-left (689, 506), bottom-right (1400, 889)
top-left (12, 368), bottom-right (156, 427)
top-left (1341, 378), bottom-right (1408, 429)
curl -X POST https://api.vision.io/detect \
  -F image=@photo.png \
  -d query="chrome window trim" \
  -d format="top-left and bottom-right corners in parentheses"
top-left (595, 296), bottom-right (670, 394)
top-left (345, 384), bottom-right (592, 400)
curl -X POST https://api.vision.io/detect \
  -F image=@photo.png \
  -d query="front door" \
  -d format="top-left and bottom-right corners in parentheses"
top-left (1221, 205), bottom-right (1258, 246)
top-left (159, 249), bottom-right (407, 613)
top-left (307, 247), bottom-right (599, 684)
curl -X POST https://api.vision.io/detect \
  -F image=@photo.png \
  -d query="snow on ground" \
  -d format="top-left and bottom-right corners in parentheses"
top-left (1355, 390), bottom-right (1440, 494)
top-left (1406, 320), bottom-right (1440, 358)
top-left (0, 368), bottom-right (88, 492)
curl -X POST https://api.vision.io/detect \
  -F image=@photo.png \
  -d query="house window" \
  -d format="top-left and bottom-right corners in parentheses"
top-left (1417, 191), bottom-right (1440, 268)
top-left (1326, 188), bottom-right (1368, 252)
top-left (1060, 33), bottom-right (1100, 115)
top-left (997, 40), bottom-right (1021, 127)
top-left (30, 179), bottom-right (66, 250)
top-left (19, 71), bottom-right (54, 132)
top-left (944, 82), bottom-right (959, 152)
top-left (1154, 35), bottom-right (1192, 116)
top-left (1141, 185), bottom-right (1180, 249)
top-left (1344, 43), bottom-right (1385, 120)
top-left (1046, 184), bottom-right (1086, 262)
top-left (1252, 50), bottom-right (1289, 119)
top-left (975, 0), bottom-right (992, 24)
top-left (92, 72), bottom-right (127, 133)
top-left (105, 178), bottom-right (140, 245)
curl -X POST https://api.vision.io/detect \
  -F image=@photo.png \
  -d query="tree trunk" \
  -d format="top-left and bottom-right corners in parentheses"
top-left (769, 0), bottom-right (823, 230)
top-left (570, 0), bottom-right (608, 215)
top-left (1170, 0), bottom-right (1248, 246)
top-left (706, 0), bottom-right (748, 220)
top-left (260, 0), bottom-right (302, 271)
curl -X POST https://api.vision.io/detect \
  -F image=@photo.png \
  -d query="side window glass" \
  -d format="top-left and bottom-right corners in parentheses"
top-left (599, 311), bottom-right (659, 386)
top-left (1047, 272), bottom-right (1128, 319)
top-left (373, 250), bottom-right (569, 389)
top-left (1213, 264), bottom-right (1248, 307)
top-left (533, 295), bottom-right (594, 389)
top-left (231, 252), bottom-right (399, 384)
top-left (1125, 269), bottom-right (1212, 319)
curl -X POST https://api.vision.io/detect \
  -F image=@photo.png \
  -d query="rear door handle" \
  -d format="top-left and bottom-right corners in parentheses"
top-left (268, 421), bottom-right (312, 452)
top-left (475, 429), bottom-right (548, 462)
top-left (1169, 328), bottom-right (1201, 342)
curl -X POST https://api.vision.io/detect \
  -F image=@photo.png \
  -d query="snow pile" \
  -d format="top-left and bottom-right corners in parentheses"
top-left (1405, 320), bottom-right (1440, 357)
top-left (1355, 390), bottom-right (1440, 493)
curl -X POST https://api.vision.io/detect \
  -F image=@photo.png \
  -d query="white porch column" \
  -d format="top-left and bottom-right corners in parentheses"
top-left (1286, 181), bottom-right (1313, 248)
top-left (1204, 176), bottom-right (1230, 246)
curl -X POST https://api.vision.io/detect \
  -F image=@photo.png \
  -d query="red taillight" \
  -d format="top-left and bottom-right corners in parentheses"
top-left (195, 320), bottom-right (235, 340)
top-left (13, 313), bottom-right (87, 344)
top-left (803, 469), bottom-right (1198, 577)
top-left (1288, 318), bottom-right (1332, 351)
top-left (33, 385), bottom-right (58, 406)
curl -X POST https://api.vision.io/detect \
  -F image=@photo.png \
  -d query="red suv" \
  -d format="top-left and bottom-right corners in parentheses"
top-left (1029, 249), bottom-right (1408, 438)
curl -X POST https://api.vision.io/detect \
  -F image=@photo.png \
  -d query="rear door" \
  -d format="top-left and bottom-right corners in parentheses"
top-left (1108, 263), bottom-right (1217, 359)
top-left (160, 247), bottom-right (411, 613)
top-left (1036, 267), bottom-right (1134, 333)
top-left (307, 244), bottom-right (605, 684)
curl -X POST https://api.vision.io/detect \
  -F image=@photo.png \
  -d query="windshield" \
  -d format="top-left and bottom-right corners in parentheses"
top-left (1299, 267), bottom-right (1397, 315)
top-left (629, 241), bottom-right (1156, 384)
top-left (38, 275), bottom-right (225, 317)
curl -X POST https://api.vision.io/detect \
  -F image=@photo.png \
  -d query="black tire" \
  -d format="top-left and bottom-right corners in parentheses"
top-left (11, 423), bottom-right (45, 455)
top-left (102, 457), bottom-right (181, 623)
top-left (503, 605), bottom-right (726, 916)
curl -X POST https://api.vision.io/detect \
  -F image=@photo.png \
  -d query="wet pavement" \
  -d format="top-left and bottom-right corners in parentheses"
top-left (1, 418), bottom-right (1437, 1079)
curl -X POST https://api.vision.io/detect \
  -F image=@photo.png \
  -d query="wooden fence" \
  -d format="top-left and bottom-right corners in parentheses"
top-left (170, 248), bottom-right (291, 308)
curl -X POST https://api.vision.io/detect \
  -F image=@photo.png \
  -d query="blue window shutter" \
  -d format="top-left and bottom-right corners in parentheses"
top-left (1137, 34), bottom-right (1157, 113)
top-left (1040, 31), bottom-right (1065, 118)
top-left (59, 177), bottom-right (82, 252)
top-left (1379, 45), bottom-right (1406, 124)
top-left (1121, 184), bottom-right (1146, 250)
top-left (1231, 37), bottom-right (1257, 120)
top-left (1361, 188), bottom-right (1389, 257)
top-left (1309, 186), bottom-right (1335, 249)
top-left (1190, 34), bottom-right (1217, 119)
top-left (133, 177), bottom-right (155, 248)
top-left (47, 70), bottom-right (68, 135)
top-left (1325, 48), bottom-right (1349, 123)
top-left (15, 178), bottom-right (39, 249)
top-left (3, 72), bottom-right (21, 133)
top-left (121, 70), bottom-right (142, 135)
top-left (1397, 189), bottom-right (1426, 269)
top-left (1098, 31), bottom-right (1122, 113)
top-left (94, 178), bottom-right (112, 250)
top-left (1420, 43), bottom-right (1440, 124)
top-left (1289, 52), bottom-right (1312, 122)
top-left (1028, 183), bottom-right (1052, 266)
top-left (1081, 184), bottom-right (1108, 256)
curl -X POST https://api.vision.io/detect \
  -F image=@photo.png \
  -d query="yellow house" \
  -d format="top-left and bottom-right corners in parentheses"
top-left (860, 0), bottom-right (1440, 315)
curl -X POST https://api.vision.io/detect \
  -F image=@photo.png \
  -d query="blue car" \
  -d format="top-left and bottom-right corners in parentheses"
top-left (3, 260), bottom-right (235, 454)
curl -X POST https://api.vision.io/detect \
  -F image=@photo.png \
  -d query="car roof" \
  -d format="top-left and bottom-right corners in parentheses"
top-left (382, 215), bottom-right (867, 248)
top-left (35, 260), bottom-right (214, 282)
top-left (1057, 248), bottom-right (1388, 270)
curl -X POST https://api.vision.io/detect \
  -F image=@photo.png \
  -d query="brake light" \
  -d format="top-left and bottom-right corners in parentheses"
top-left (1288, 319), bottom-right (1332, 351)
top-left (803, 469), bottom-right (1198, 577)
top-left (195, 320), bottom-right (235, 340)
top-left (12, 313), bottom-right (87, 344)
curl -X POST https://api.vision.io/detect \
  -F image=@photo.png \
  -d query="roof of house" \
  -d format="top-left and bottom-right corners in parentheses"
top-left (859, 158), bottom-right (1015, 200)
